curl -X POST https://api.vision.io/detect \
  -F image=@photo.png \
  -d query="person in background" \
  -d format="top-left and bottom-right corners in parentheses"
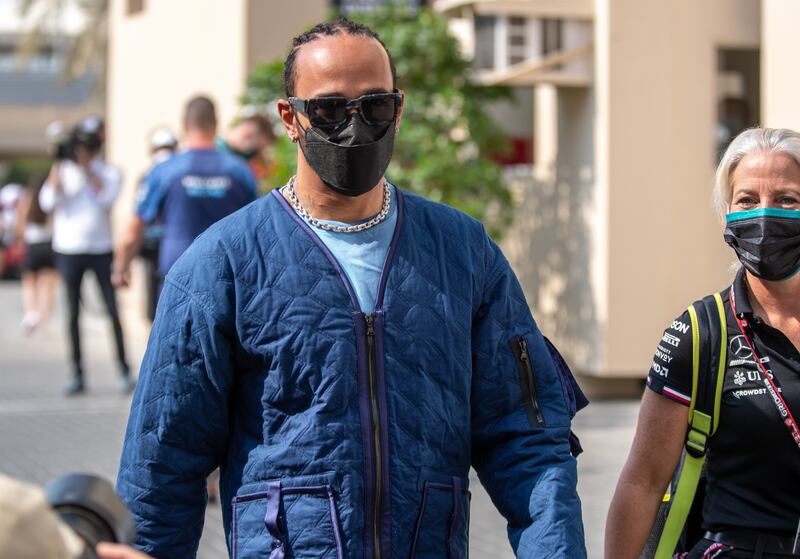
top-left (216, 110), bottom-right (276, 189)
top-left (0, 182), bottom-right (24, 278)
top-left (15, 173), bottom-right (58, 335)
top-left (0, 474), bottom-right (153, 559)
top-left (606, 128), bottom-right (800, 558)
top-left (39, 118), bottom-right (132, 396)
top-left (136, 127), bottom-right (178, 321)
top-left (113, 95), bottom-right (257, 290)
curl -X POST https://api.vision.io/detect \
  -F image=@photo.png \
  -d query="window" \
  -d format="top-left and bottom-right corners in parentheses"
top-left (716, 48), bottom-right (760, 159)
top-left (507, 16), bottom-right (527, 66)
top-left (473, 15), bottom-right (496, 70)
top-left (127, 0), bottom-right (145, 15)
top-left (542, 18), bottom-right (563, 56)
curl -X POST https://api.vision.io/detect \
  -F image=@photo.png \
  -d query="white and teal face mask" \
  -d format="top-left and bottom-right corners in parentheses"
top-left (723, 208), bottom-right (800, 281)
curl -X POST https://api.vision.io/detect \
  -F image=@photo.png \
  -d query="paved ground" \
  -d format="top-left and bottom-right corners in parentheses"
top-left (0, 278), bottom-right (639, 558)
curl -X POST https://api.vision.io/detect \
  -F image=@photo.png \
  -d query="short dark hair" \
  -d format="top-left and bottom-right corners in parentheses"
top-left (283, 17), bottom-right (397, 98)
top-left (184, 95), bottom-right (217, 131)
top-left (238, 113), bottom-right (276, 143)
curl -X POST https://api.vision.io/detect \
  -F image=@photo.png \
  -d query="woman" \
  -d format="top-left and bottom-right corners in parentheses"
top-left (15, 173), bottom-right (58, 334)
top-left (606, 128), bottom-right (800, 558)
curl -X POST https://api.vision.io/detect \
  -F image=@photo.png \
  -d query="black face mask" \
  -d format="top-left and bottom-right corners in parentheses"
top-left (723, 208), bottom-right (800, 281)
top-left (296, 112), bottom-right (396, 197)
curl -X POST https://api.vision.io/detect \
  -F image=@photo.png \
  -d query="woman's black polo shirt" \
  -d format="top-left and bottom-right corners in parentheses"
top-left (647, 269), bottom-right (800, 534)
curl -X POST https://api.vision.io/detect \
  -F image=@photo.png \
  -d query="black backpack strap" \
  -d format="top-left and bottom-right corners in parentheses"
top-left (690, 293), bottom-right (728, 439)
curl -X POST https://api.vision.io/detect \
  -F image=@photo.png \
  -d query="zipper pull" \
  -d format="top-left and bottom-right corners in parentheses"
top-left (518, 338), bottom-right (529, 359)
top-left (365, 315), bottom-right (375, 336)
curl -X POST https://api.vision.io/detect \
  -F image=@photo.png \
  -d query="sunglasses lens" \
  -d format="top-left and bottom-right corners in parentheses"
top-left (363, 95), bottom-right (397, 123)
top-left (308, 98), bottom-right (347, 127)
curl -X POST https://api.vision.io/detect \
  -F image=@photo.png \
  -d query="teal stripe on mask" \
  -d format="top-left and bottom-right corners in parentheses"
top-left (726, 208), bottom-right (800, 222)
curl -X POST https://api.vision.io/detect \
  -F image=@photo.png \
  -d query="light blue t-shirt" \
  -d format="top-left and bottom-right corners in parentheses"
top-left (292, 185), bottom-right (397, 314)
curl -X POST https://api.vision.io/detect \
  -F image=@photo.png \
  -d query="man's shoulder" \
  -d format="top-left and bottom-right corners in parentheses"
top-left (400, 188), bottom-right (485, 236)
top-left (218, 150), bottom-right (253, 176)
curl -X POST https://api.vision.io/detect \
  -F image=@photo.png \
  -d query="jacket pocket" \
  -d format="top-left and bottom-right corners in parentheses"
top-left (509, 336), bottom-right (546, 427)
top-left (231, 473), bottom-right (344, 559)
top-left (409, 473), bottom-right (471, 559)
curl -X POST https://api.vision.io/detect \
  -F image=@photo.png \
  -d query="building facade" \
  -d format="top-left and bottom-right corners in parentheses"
top-left (436, 0), bottom-right (762, 378)
top-left (0, 1), bottom-right (102, 164)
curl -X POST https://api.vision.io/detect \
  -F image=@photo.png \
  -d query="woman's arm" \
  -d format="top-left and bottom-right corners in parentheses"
top-left (605, 388), bottom-right (688, 559)
top-left (14, 191), bottom-right (31, 240)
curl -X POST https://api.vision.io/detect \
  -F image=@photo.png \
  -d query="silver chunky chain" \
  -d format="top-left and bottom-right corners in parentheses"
top-left (286, 176), bottom-right (391, 233)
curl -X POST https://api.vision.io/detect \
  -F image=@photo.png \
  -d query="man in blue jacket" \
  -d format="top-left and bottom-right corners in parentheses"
top-left (117, 18), bottom-right (586, 559)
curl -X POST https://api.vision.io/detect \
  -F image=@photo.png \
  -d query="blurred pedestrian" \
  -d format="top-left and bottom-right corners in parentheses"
top-left (39, 118), bottom-right (132, 396)
top-left (216, 110), bottom-right (276, 187)
top-left (15, 172), bottom-right (58, 335)
top-left (136, 127), bottom-right (178, 321)
top-left (606, 128), bottom-right (800, 559)
top-left (112, 95), bottom-right (257, 290)
top-left (0, 182), bottom-right (24, 278)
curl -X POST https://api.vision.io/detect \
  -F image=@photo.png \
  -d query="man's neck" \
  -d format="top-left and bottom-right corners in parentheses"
top-left (746, 271), bottom-right (800, 325)
top-left (291, 165), bottom-right (384, 222)
top-left (185, 130), bottom-right (216, 150)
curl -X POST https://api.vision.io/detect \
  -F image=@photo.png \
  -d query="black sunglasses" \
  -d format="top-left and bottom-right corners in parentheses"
top-left (289, 91), bottom-right (402, 129)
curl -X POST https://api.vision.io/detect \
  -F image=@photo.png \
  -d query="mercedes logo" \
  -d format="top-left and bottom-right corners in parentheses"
top-left (729, 335), bottom-right (754, 359)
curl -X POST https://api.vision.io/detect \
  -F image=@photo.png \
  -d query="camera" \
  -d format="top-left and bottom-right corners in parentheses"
top-left (49, 117), bottom-right (104, 162)
top-left (46, 473), bottom-right (137, 559)
top-left (54, 128), bottom-right (103, 162)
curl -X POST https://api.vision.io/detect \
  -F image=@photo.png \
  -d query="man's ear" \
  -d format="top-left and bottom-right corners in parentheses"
top-left (394, 90), bottom-right (405, 132)
top-left (277, 99), bottom-right (298, 142)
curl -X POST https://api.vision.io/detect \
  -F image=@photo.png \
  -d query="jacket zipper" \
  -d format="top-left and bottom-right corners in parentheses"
top-left (511, 337), bottom-right (546, 427)
top-left (365, 314), bottom-right (382, 559)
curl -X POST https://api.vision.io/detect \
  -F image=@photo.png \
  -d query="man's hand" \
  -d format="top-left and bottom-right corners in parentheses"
top-left (111, 265), bottom-right (131, 288)
top-left (95, 543), bottom-right (154, 559)
top-left (113, 216), bottom-right (147, 288)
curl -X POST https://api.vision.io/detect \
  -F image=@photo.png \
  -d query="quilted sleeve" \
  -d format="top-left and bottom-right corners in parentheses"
top-left (470, 235), bottom-right (586, 559)
top-left (116, 276), bottom-right (235, 558)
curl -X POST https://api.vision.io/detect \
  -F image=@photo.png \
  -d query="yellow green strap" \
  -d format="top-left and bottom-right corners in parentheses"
top-left (654, 451), bottom-right (707, 559)
top-left (687, 305), bottom-right (701, 419)
top-left (654, 294), bottom-right (727, 557)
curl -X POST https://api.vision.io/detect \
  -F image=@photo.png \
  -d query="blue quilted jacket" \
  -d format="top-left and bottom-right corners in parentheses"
top-left (117, 188), bottom-right (586, 559)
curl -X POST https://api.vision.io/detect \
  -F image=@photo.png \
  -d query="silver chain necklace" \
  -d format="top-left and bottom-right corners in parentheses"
top-left (286, 176), bottom-right (391, 233)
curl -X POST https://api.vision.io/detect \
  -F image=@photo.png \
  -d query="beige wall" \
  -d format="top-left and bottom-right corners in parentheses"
top-left (245, 0), bottom-right (328, 76)
top-left (599, 0), bottom-right (760, 376)
top-left (107, 0), bottom-right (248, 219)
top-left (762, 0), bottom-right (800, 130)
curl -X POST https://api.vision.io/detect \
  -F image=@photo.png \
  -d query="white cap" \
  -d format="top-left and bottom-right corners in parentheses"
top-left (45, 121), bottom-right (67, 143)
top-left (149, 127), bottom-right (178, 151)
top-left (0, 474), bottom-right (85, 559)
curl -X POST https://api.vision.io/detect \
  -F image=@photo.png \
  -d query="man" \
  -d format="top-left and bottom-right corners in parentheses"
top-left (117, 19), bottom-right (585, 558)
top-left (136, 127), bottom-right (178, 321)
top-left (40, 119), bottom-right (132, 395)
top-left (112, 96), bottom-right (256, 289)
top-left (216, 111), bottom-right (276, 188)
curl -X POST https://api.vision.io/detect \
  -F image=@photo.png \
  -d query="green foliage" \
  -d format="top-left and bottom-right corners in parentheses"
top-left (244, 5), bottom-right (515, 237)
top-left (2, 157), bottom-right (51, 187)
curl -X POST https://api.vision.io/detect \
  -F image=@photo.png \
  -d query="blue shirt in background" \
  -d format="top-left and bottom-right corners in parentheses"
top-left (137, 148), bottom-right (257, 275)
top-left (289, 184), bottom-right (397, 314)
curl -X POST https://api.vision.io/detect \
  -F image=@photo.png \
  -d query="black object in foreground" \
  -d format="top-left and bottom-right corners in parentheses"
top-left (46, 473), bottom-right (136, 556)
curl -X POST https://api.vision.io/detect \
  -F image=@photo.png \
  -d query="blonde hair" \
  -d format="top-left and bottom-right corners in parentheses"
top-left (714, 127), bottom-right (800, 221)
